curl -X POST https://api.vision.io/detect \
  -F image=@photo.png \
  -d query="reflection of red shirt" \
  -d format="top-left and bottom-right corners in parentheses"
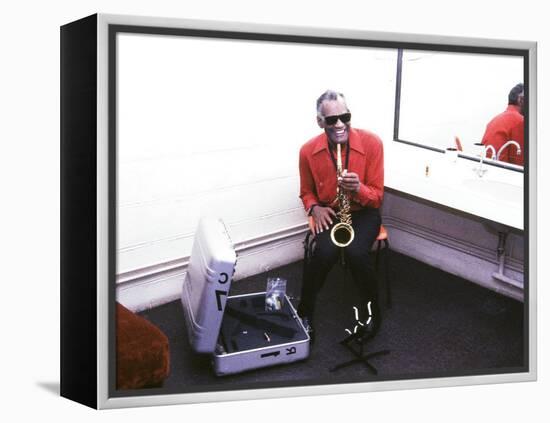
top-left (299, 128), bottom-right (384, 212)
top-left (482, 105), bottom-right (524, 165)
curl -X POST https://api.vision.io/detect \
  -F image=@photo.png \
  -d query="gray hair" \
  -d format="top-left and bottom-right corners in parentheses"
top-left (316, 90), bottom-right (348, 116)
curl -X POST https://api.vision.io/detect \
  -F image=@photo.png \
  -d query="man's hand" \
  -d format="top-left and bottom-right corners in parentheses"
top-left (339, 170), bottom-right (361, 193)
top-left (311, 206), bottom-right (337, 235)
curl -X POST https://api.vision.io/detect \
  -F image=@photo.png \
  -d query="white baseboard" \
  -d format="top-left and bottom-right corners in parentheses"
top-left (117, 213), bottom-right (524, 312)
top-left (382, 215), bottom-right (524, 301)
top-left (116, 224), bottom-right (307, 312)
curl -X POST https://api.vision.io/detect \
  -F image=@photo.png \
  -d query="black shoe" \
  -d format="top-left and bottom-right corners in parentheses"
top-left (357, 314), bottom-right (380, 342)
top-left (343, 304), bottom-right (380, 344)
top-left (300, 316), bottom-right (315, 343)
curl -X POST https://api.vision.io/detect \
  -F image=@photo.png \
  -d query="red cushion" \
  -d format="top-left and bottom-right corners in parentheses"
top-left (376, 224), bottom-right (388, 241)
top-left (116, 302), bottom-right (170, 390)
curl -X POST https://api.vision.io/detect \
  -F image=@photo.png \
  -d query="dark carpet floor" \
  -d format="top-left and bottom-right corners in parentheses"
top-left (138, 250), bottom-right (526, 396)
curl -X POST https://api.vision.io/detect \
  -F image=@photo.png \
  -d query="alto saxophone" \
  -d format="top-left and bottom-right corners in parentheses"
top-left (330, 143), bottom-right (355, 247)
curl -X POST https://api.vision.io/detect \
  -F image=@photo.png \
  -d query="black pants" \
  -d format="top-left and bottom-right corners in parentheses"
top-left (298, 207), bottom-right (381, 321)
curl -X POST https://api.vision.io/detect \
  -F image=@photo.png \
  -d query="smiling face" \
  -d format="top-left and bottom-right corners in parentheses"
top-left (317, 97), bottom-right (351, 145)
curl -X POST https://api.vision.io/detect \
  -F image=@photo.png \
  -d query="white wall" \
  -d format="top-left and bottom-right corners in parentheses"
top-left (116, 33), bottom-right (525, 276)
top-left (117, 34), bottom-right (397, 274)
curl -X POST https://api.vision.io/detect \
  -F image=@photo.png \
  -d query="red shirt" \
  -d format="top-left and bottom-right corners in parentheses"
top-left (299, 128), bottom-right (384, 212)
top-left (481, 105), bottom-right (524, 165)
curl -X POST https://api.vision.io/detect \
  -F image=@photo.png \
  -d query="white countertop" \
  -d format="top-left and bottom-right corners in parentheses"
top-left (384, 142), bottom-right (524, 231)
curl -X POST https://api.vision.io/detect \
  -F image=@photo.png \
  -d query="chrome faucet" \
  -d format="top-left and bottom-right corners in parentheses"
top-left (496, 140), bottom-right (521, 161)
top-left (476, 145), bottom-right (496, 177)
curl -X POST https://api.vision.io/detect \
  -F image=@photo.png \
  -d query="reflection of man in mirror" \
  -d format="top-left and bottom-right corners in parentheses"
top-left (297, 90), bottom-right (384, 343)
top-left (481, 83), bottom-right (524, 166)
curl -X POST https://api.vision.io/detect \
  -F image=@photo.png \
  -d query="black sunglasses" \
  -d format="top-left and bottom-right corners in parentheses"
top-left (323, 112), bottom-right (351, 126)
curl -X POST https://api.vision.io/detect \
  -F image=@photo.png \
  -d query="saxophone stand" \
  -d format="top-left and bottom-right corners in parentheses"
top-left (329, 306), bottom-right (390, 375)
top-left (328, 143), bottom-right (389, 374)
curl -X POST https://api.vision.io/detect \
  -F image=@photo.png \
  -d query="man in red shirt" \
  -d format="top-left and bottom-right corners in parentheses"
top-left (298, 90), bottom-right (384, 343)
top-left (481, 83), bottom-right (524, 165)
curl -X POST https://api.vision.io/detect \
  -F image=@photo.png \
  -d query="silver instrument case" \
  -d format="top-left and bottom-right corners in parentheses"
top-left (181, 217), bottom-right (310, 376)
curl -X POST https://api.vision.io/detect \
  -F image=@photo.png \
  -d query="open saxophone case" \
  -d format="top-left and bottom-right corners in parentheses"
top-left (181, 217), bottom-right (310, 376)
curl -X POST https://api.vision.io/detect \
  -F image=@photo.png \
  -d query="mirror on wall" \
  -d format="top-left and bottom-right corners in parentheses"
top-left (395, 49), bottom-right (524, 170)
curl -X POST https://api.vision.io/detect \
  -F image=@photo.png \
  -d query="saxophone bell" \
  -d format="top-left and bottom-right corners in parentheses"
top-left (330, 221), bottom-right (355, 247)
